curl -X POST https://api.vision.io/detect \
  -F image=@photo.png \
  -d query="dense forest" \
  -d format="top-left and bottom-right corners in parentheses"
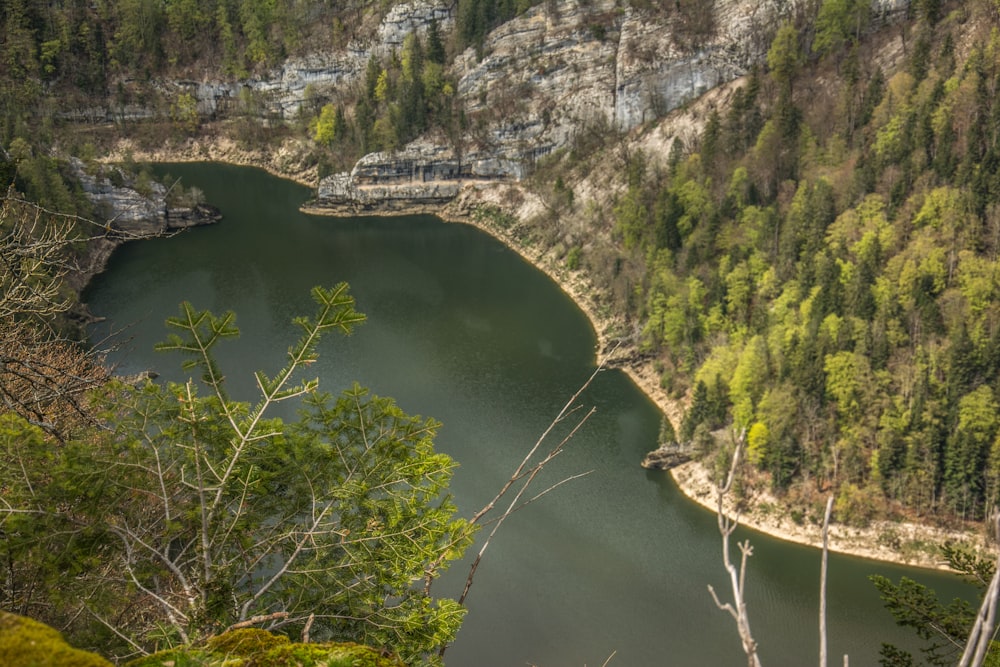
top-left (0, 0), bottom-right (546, 186)
top-left (566, 0), bottom-right (1000, 528)
top-left (6, 0), bottom-right (1000, 662)
top-left (0, 1), bottom-right (560, 662)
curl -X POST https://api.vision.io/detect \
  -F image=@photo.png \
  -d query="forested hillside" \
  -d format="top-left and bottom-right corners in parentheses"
top-left (0, 0), bottom-right (547, 185)
top-left (7, 0), bottom-right (1000, 663)
top-left (595, 0), bottom-right (1000, 526)
top-left (3, 0), bottom-right (1000, 527)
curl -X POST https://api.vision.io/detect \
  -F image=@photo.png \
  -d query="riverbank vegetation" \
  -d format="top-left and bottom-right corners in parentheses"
top-left (7, 0), bottom-right (1000, 661)
top-left (562, 1), bottom-right (1000, 533)
top-left (1, 259), bottom-right (475, 663)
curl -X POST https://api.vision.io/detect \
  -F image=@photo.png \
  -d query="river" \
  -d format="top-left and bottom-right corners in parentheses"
top-left (84, 163), bottom-right (974, 666)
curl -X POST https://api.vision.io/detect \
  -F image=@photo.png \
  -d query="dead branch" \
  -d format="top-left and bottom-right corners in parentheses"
top-left (820, 495), bottom-right (834, 667)
top-left (434, 358), bottom-right (608, 659)
top-left (707, 428), bottom-right (761, 667)
top-left (958, 514), bottom-right (1000, 667)
top-left (224, 611), bottom-right (290, 633)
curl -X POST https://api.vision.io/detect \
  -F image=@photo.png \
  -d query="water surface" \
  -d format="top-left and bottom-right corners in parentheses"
top-left (85, 163), bottom-right (974, 666)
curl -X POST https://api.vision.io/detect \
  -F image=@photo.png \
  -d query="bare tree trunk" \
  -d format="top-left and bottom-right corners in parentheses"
top-left (958, 515), bottom-right (1000, 667)
top-left (707, 430), bottom-right (762, 667)
top-left (819, 495), bottom-right (834, 667)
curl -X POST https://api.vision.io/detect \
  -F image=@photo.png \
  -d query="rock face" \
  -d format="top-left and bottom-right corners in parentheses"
top-left (73, 159), bottom-right (219, 235)
top-left (189, 1), bottom-right (455, 120)
top-left (69, 159), bottom-right (221, 290)
top-left (312, 0), bottom-right (910, 213)
top-left (641, 444), bottom-right (694, 471)
top-left (75, 0), bottom-right (912, 211)
top-left (312, 0), bottom-right (760, 211)
top-left (310, 141), bottom-right (525, 213)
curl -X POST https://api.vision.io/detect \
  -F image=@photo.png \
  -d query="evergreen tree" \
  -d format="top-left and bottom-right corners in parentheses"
top-left (0, 287), bottom-right (474, 664)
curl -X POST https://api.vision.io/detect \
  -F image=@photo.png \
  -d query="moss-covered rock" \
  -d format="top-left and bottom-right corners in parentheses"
top-left (0, 612), bottom-right (112, 667)
top-left (204, 628), bottom-right (290, 656)
top-left (124, 630), bottom-right (405, 667)
top-left (252, 640), bottom-right (406, 667)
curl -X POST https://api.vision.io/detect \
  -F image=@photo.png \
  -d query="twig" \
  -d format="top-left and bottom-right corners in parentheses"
top-left (708, 429), bottom-right (761, 667)
top-left (224, 611), bottom-right (290, 633)
top-left (820, 495), bottom-right (834, 667)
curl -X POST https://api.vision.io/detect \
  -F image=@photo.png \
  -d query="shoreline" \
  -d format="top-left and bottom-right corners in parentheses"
top-left (100, 137), bottom-right (989, 573)
top-left (433, 192), bottom-right (987, 572)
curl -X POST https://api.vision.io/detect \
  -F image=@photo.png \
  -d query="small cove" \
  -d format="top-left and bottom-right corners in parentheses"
top-left (83, 162), bottom-right (974, 665)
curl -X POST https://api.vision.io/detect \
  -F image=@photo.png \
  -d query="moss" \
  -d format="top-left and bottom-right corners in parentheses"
top-left (125, 631), bottom-right (405, 667)
top-left (125, 648), bottom-right (208, 667)
top-left (205, 629), bottom-right (290, 656)
top-left (0, 612), bottom-right (113, 667)
top-left (254, 641), bottom-right (405, 667)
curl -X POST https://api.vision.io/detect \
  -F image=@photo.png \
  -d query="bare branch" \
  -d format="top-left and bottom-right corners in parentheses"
top-left (433, 357), bottom-right (610, 659)
top-left (84, 606), bottom-right (148, 657)
top-left (820, 495), bottom-right (834, 667)
top-left (958, 514), bottom-right (1000, 667)
top-left (223, 611), bottom-right (290, 634)
top-left (710, 429), bottom-right (761, 667)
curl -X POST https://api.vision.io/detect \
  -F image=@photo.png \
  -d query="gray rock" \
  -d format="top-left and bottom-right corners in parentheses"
top-left (69, 159), bottom-right (221, 288)
top-left (641, 444), bottom-right (693, 471)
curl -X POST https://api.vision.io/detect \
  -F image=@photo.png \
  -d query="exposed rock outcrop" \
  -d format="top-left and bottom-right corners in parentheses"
top-left (81, 0), bottom-right (912, 213)
top-left (69, 159), bottom-right (221, 291)
top-left (310, 0), bottom-right (911, 213)
top-left (641, 444), bottom-right (694, 471)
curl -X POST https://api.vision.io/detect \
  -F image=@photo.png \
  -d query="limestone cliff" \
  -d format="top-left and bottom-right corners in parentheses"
top-left (68, 160), bottom-right (221, 292)
top-left (89, 0), bottom-right (910, 210)
top-left (308, 0), bottom-right (910, 211)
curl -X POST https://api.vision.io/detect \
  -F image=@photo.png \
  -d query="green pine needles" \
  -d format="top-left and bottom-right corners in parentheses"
top-left (0, 285), bottom-right (474, 665)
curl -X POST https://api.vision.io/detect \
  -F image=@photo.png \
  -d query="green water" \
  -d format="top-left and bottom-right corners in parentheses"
top-left (84, 163), bottom-right (974, 666)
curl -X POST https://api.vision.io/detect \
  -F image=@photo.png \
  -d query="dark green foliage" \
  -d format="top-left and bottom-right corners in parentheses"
top-left (871, 574), bottom-right (974, 666)
top-left (427, 19), bottom-right (446, 64)
top-left (0, 286), bottom-right (474, 665)
top-left (872, 544), bottom-right (999, 666)
top-left (610, 6), bottom-right (1000, 522)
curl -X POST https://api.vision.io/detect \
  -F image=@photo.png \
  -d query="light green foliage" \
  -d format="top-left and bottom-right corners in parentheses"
top-left (311, 103), bottom-right (341, 145)
top-left (375, 69), bottom-right (390, 104)
top-left (823, 350), bottom-right (871, 422)
top-left (813, 0), bottom-right (869, 56)
top-left (567, 0), bottom-right (1000, 524)
top-left (834, 482), bottom-right (877, 527)
top-left (0, 286), bottom-right (474, 664)
top-left (746, 422), bottom-right (770, 467)
top-left (170, 93), bottom-right (200, 135)
top-left (729, 335), bottom-right (769, 427)
top-left (767, 22), bottom-right (803, 88)
top-left (613, 185), bottom-right (649, 250)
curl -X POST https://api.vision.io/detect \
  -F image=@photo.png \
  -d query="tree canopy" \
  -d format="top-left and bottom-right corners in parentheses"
top-left (602, 1), bottom-right (1000, 526)
top-left (1, 285), bottom-right (474, 665)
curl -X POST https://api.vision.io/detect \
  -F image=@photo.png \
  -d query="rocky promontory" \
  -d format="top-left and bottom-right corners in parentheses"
top-left (68, 159), bottom-right (221, 293)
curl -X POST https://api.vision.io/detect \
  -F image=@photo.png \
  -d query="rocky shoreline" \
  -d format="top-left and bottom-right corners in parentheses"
top-left (100, 137), bottom-right (990, 572)
top-left (70, 157), bottom-right (222, 298)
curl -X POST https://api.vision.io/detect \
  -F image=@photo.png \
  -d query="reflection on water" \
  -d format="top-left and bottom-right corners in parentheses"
top-left (84, 163), bottom-right (974, 666)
